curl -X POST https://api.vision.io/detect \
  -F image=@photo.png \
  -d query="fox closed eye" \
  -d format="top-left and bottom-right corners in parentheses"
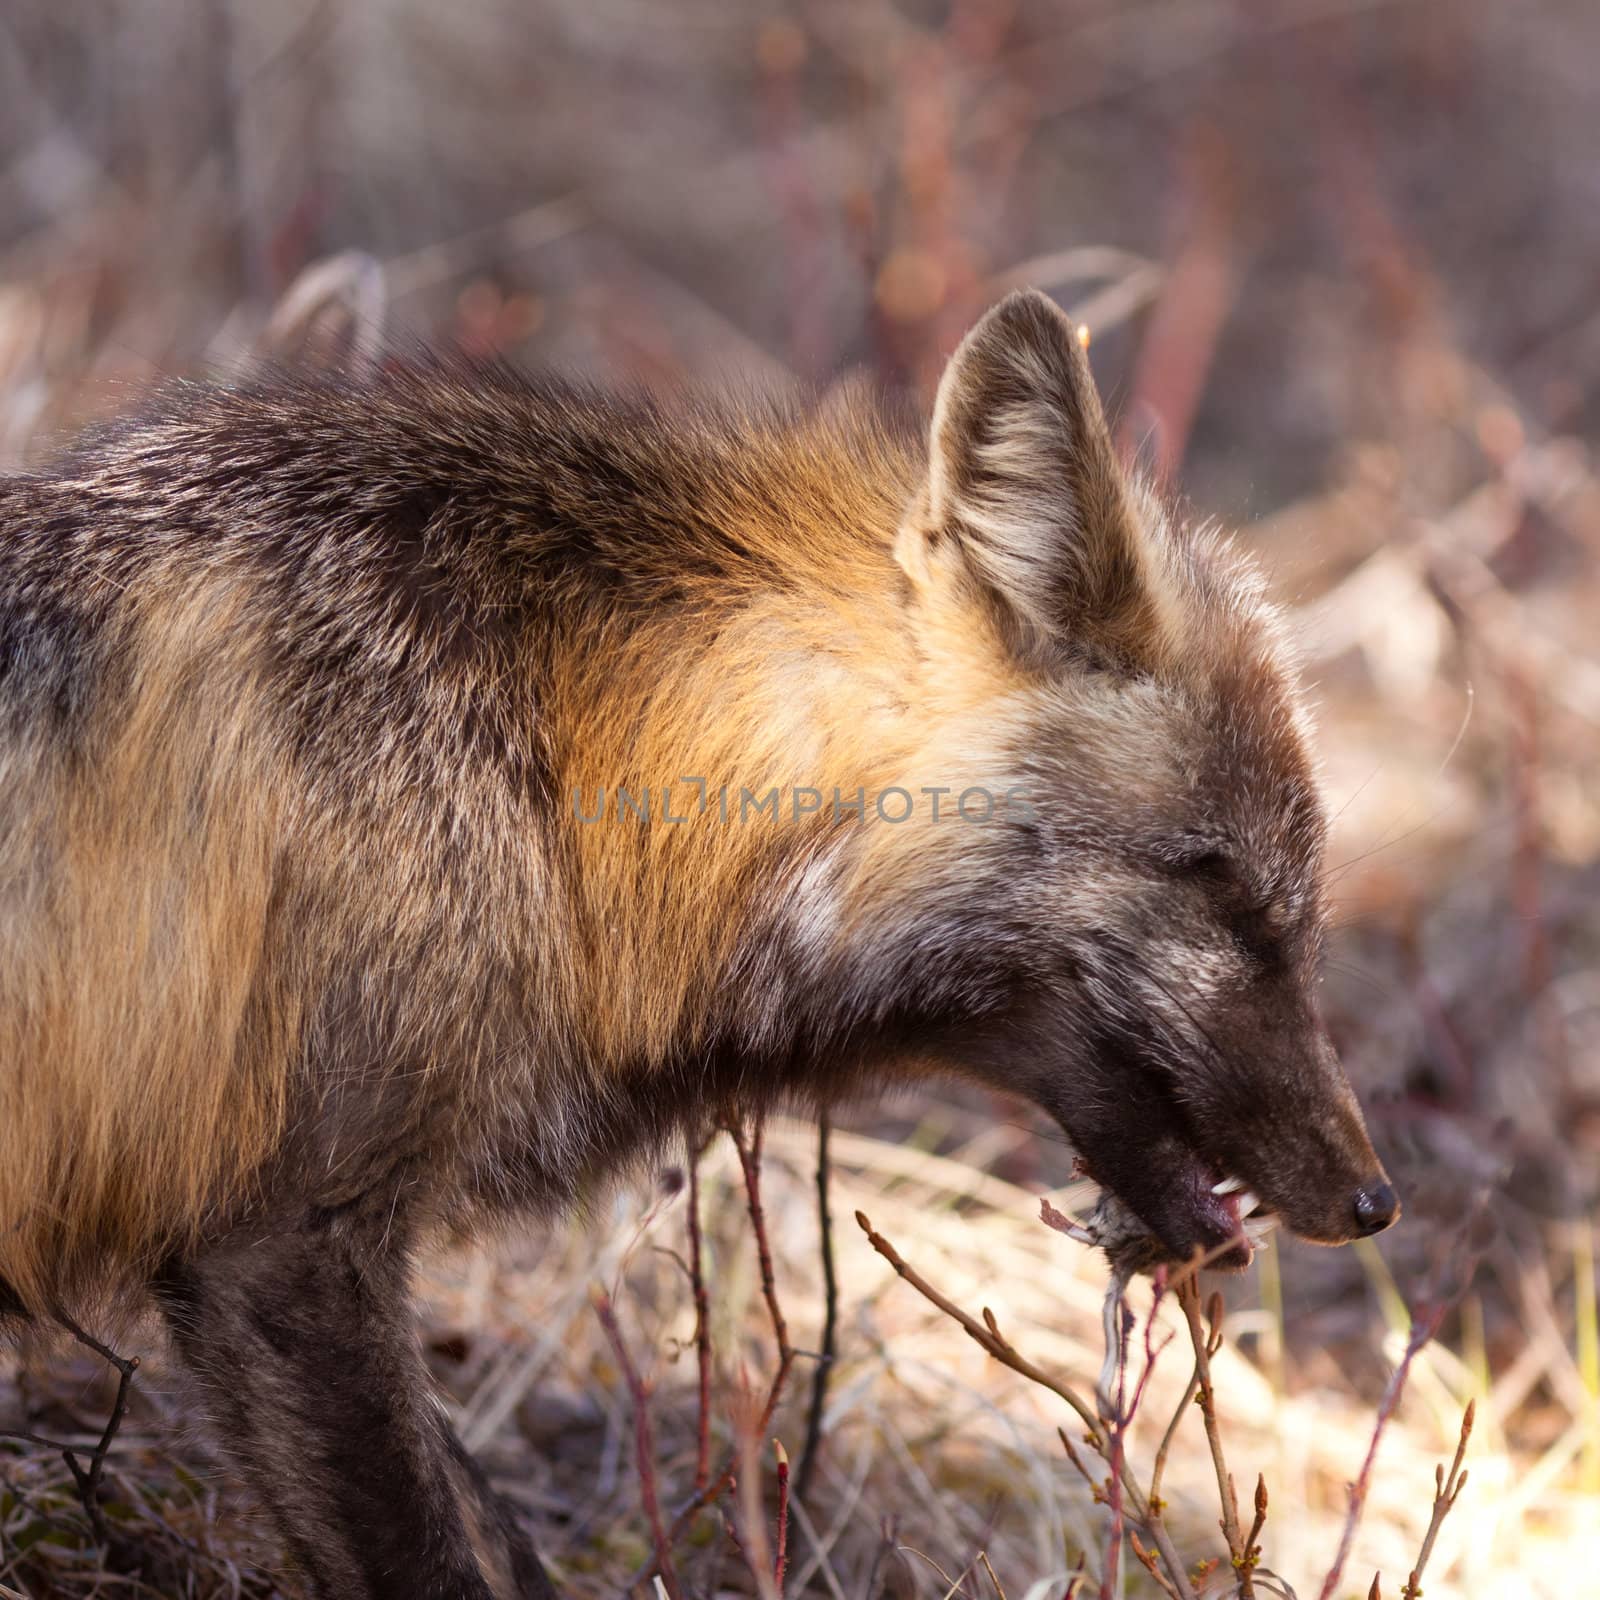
top-left (1206, 878), bottom-right (1294, 969)
top-left (1229, 902), bottom-right (1290, 970)
top-left (1152, 846), bottom-right (1294, 966)
top-left (1149, 839), bottom-right (1237, 880)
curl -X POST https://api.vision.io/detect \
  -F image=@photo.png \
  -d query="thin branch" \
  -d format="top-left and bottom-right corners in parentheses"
top-left (1149, 1363), bottom-right (1202, 1514)
top-left (796, 1111), bottom-right (838, 1505)
top-left (1243, 1475), bottom-right (1269, 1584)
top-left (1317, 1305), bottom-right (1448, 1600)
top-left (1400, 1400), bottom-right (1473, 1600)
top-left (977, 1549), bottom-right (1007, 1600)
top-left (1098, 1280), bottom-right (1132, 1600)
top-left (1178, 1280), bottom-right (1250, 1592)
top-left (1058, 1426), bottom-right (1098, 1496)
top-left (654, 1116), bottom-right (799, 1560)
top-left (1099, 1274), bottom-right (1178, 1599)
top-left (728, 1373), bottom-right (784, 1600)
top-left (774, 1438), bottom-right (791, 1592)
top-left (1129, 1530), bottom-right (1183, 1600)
top-left (897, 1543), bottom-right (978, 1596)
top-left (1097, 1276), bottom-right (1150, 1600)
top-left (592, 1288), bottom-right (684, 1600)
top-left (686, 1139), bottom-right (714, 1495)
top-left (857, 1210), bottom-right (1103, 1441)
top-left (860, 1212), bottom-right (1194, 1599)
top-left (46, 1313), bottom-right (140, 1549)
top-left (725, 1484), bottom-right (775, 1600)
top-left (863, 1516), bottom-right (900, 1600)
top-left (731, 1119), bottom-right (791, 1364)
top-left (0, 1428), bottom-right (87, 1452)
top-left (1322, 1171), bottom-right (1492, 1600)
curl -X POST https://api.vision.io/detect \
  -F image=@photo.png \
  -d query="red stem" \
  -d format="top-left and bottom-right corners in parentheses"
top-left (687, 1145), bottom-right (713, 1494)
top-left (593, 1288), bottom-right (685, 1600)
top-left (774, 1441), bottom-right (791, 1592)
top-left (1318, 1306), bottom-right (1447, 1600)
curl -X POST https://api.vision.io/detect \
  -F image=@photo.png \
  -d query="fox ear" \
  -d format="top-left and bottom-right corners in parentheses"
top-left (903, 289), bottom-right (1161, 667)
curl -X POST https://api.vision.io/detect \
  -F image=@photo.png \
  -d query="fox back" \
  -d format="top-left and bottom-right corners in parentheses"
top-left (0, 292), bottom-right (1394, 1598)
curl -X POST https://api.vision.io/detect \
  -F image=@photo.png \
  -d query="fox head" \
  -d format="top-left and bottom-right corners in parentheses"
top-left (887, 290), bottom-right (1397, 1269)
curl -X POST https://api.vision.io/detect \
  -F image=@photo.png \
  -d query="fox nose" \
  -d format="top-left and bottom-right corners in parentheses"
top-left (1353, 1181), bottom-right (1400, 1236)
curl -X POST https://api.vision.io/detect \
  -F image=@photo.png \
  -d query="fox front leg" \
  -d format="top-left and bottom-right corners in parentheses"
top-left (153, 1211), bottom-right (556, 1599)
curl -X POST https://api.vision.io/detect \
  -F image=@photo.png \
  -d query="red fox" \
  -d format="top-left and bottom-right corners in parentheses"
top-left (0, 289), bottom-right (1396, 1597)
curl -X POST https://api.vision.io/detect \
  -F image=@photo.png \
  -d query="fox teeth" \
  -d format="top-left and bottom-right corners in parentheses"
top-left (1211, 1175), bottom-right (1246, 1196)
top-left (1244, 1214), bottom-right (1278, 1245)
top-left (1236, 1189), bottom-right (1262, 1218)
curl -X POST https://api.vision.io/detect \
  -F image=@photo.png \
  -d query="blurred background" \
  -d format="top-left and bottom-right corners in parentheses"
top-left (1, 1), bottom-right (1598, 1596)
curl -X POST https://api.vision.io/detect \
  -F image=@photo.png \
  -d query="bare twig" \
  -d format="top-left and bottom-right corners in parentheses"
top-left (859, 1212), bottom-right (1194, 1598)
top-left (1149, 1361), bottom-right (1202, 1516)
top-left (857, 1210), bottom-right (1103, 1441)
top-left (0, 1427), bottom-right (88, 1452)
top-left (897, 1543), bottom-right (977, 1596)
top-left (731, 1119), bottom-right (791, 1365)
top-left (773, 1438), bottom-right (791, 1593)
top-left (592, 1288), bottom-right (684, 1600)
top-left (655, 1117), bottom-right (799, 1560)
top-left (1243, 1475), bottom-right (1269, 1585)
top-left (728, 1373), bottom-right (784, 1600)
top-left (686, 1139), bottom-right (713, 1495)
top-left (977, 1549), bottom-right (1007, 1600)
top-left (1130, 1530), bottom-right (1183, 1600)
top-left (1317, 1305), bottom-right (1448, 1600)
top-left (1400, 1400), bottom-right (1473, 1599)
top-left (1099, 1277), bottom-right (1174, 1600)
top-left (51, 1314), bottom-right (140, 1549)
top-left (796, 1111), bottom-right (838, 1506)
top-left (726, 1475), bottom-right (776, 1600)
top-left (1098, 1282), bottom-right (1132, 1600)
top-left (863, 1515), bottom-right (901, 1600)
top-left (1178, 1280), bottom-right (1251, 1592)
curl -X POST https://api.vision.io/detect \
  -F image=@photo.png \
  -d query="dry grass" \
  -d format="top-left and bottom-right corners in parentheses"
top-left (8, 1122), bottom-right (1584, 1596)
top-left (2, 0), bottom-right (1599, 1594)
top-left (423, 1121), bottom-right (1595, 1598)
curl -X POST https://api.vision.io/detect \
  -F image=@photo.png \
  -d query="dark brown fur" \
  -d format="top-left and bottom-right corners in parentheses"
top-left (0, 292), bottom-right (1394, 1595)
